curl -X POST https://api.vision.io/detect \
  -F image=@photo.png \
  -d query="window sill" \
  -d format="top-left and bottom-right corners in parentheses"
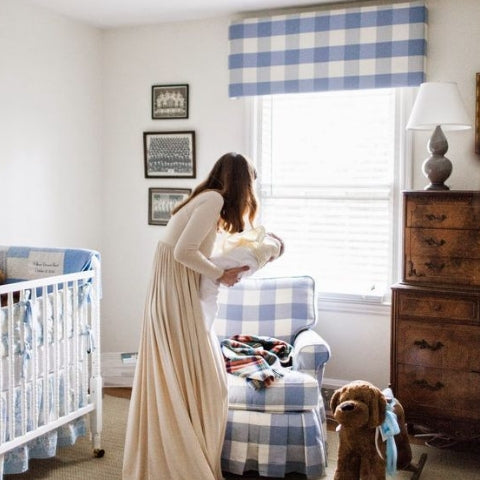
top-left (317, 293), bottom-right (391, 316)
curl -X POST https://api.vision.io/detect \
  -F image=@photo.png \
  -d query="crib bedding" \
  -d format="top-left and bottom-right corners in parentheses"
top-left (0, 286), bottom-right (91, 474)
top-left (0, 246), bottom-right (102, 478)
top-left (0, 246), bottom-right (97, 284)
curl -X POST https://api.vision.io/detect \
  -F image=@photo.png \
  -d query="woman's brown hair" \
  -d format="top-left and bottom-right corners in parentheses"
top-left (172, 152), bottom-right (258, 233)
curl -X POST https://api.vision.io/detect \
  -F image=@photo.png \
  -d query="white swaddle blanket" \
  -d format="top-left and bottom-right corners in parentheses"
top-left (200, 226), bottom-right (282, 331)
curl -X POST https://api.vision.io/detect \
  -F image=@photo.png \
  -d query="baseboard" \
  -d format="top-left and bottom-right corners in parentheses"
top-left (321, 378), bottom-right (349, 415)
top-left (102, 352), bottom-right (137, 387)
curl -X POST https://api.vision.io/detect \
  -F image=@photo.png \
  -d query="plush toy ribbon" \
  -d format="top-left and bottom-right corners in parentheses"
top-left (376, 390), bottom-right (401, 476)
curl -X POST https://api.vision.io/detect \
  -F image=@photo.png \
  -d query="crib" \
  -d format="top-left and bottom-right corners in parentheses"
top-left (0, 246), bottom-right (103, 477)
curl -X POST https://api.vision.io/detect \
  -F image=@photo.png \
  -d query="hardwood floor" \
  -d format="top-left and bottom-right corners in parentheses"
top-left (104, 387), bottom-right (132, 399)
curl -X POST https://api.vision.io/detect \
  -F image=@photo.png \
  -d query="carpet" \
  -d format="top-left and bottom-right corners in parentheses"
top-left (5, 393), bottom-right (480, 479)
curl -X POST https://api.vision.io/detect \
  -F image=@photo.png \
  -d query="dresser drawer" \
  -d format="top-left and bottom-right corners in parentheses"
top-left (405, 194), bottom-right (480, 229)
top-left (396, 364), bottom-right (480, 422)
top-left (406, 228), bottom-right (480, 258)
top-left (396, 321), bottom-right (480, 370)
top-left (395, 290), bottom-right (479, 324)
top-left (405, 255), bottom-right (480, 287)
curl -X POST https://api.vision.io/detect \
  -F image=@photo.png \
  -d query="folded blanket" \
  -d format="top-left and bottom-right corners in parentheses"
top-left (221, 334), bottom-right (293, 390)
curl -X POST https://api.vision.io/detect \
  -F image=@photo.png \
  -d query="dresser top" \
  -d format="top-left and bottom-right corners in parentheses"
top-left (403, 190), bottom-right (480, 195)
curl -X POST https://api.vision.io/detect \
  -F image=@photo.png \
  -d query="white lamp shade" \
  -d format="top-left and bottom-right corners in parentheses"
top-left (406, 81), bottom-right (471, 131)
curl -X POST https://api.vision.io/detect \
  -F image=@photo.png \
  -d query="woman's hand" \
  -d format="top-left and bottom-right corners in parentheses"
top-left (218, 265), bottom-right (249, 287)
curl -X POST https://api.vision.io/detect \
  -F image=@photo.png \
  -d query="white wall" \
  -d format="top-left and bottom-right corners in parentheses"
top-left (100, 18), bottom-right (249, 351)
top-left (2, 0), bottom-right (480, 388)
top-left (0, 0), bottom-right (103, 249)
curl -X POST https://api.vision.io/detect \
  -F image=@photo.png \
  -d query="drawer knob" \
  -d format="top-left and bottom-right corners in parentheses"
top-left (407, 261), bottom-right (425, 278)
top-left (424, 237), bottom-right (446, 247)
top-left (424, 261), bottom-right (445, 272)
top-left (413, 379), bottom-right (444, 391)
top-left (414, 339), bottom-right (444, 351)
top-left (425, 213), bottom-right (447, 223)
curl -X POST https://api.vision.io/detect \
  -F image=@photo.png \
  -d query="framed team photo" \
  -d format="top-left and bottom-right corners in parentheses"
top-left (151, 84), bottom-right (189, 119)
top-left (143, 131), bottom-right (196, 178)
top-left (148, 188), bottom-right (191, 226)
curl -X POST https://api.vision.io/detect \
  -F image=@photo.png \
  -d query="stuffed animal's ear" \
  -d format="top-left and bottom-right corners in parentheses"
top-left (330, 389), bottom-right (342, 412)
top-left (368, 387), bottom-right (387, 428)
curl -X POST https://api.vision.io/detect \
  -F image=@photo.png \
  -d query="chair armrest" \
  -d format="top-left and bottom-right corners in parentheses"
top-left (292, 329), bottom-right (331, 386)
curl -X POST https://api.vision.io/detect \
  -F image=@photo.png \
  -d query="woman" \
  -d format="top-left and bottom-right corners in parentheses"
top-left (122, 153), bottom-right (258, 480)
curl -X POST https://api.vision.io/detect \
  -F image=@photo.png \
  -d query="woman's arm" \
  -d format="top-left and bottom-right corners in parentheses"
top-left (174, 191), bottom-right (225, 279)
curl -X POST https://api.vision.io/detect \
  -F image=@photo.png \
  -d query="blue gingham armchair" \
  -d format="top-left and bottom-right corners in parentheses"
top-left (214, 276), bottom-right (331, 479)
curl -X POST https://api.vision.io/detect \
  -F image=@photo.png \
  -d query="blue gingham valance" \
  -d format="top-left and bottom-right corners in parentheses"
top-left (228, 1), bottom-right (427, 97)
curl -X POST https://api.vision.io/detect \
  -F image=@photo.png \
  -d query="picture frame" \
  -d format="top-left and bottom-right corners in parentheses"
top-left (152, 84), bottom-right (189, 119)
top-left (148, 188), bottom-right (191, 226)
top-left (143, 131), bottom-right (196, 178)
top-left (476, 73), bottom-right (480, 154)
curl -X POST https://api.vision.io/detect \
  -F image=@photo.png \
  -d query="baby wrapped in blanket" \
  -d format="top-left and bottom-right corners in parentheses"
top-left (200, 226), bottom-right (283, 331)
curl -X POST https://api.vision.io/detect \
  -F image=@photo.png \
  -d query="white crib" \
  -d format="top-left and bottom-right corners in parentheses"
top-left (0, 246), bottom-right (103, 476)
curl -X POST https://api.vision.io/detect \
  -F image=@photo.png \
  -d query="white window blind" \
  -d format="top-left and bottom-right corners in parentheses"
top-left (254, 89), bottom-right (408, 301)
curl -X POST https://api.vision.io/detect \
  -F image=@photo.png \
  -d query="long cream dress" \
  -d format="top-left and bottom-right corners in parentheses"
top-left (122, 190), bottom-right (228, 480)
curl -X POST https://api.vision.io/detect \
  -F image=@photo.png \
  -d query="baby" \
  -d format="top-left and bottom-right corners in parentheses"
top-left (200, 226), bottom-right (284, 331)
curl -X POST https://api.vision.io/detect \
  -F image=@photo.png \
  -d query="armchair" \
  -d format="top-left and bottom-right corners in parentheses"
top-left (214, 276), bottom-right (331, 479)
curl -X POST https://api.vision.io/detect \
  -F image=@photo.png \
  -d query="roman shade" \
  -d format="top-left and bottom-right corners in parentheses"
top-left (228, 1), bottom-right (427, 97)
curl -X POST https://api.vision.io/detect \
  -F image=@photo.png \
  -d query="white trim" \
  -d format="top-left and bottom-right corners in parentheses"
top-left (317, 297), bottom-right (390, 316)
top-left (322, 378), bottom-right (350, 390)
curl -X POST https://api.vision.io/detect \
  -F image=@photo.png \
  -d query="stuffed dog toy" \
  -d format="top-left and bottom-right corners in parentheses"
top-left (331, 380), bottom-right (427, 480)
top-left (331, 380), bottom-right (387, 480)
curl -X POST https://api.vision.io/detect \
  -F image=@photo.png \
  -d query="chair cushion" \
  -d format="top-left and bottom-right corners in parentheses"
top-left (227, 369), bottom-right (319, 413)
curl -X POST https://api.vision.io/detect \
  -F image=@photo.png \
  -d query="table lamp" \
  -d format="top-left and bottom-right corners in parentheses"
top-left (406, 82), bottom-right (471, 190)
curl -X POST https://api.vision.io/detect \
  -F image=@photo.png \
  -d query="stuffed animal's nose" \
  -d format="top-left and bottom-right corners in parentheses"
top-left (340, 402), bottom-right (355, 411)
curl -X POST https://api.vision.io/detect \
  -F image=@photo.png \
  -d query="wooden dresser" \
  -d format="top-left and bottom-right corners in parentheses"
top-left (391, 191), bottom-right (480, 439)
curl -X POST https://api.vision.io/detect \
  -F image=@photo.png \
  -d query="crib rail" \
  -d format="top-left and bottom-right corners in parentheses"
top-left (0, 264), bottom-right (102, 464)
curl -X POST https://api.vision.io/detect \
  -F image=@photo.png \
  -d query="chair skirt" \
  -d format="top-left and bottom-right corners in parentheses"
top-left (221, 405), bottom-right (327, 479)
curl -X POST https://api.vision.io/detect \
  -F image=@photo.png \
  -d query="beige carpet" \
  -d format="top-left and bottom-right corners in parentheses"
top-left (5, 393), bottom-right (480, 479)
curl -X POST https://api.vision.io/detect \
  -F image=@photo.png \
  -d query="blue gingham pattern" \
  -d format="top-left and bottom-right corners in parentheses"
top-left (222, 408), bottom-right (326, 479)
top-left (214, 276), bottom-right (330, 478)
top-left (215, 275), bottom-right (316, 345)
top-left (229, 1), bottom-right (427, 97)
top-left (227, 370), bottom-right (319, 412)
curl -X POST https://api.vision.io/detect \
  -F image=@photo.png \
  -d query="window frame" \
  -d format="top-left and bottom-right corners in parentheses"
top-left (248, 88), bottom-right (417, 307)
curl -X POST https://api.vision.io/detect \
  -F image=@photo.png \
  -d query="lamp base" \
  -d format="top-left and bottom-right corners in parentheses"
top-left (422, 125), bottom-right (452, 191)
top-left (424, 182), bottom-right (450, 191)
top-left (422, 155), bottom-right (452, 190)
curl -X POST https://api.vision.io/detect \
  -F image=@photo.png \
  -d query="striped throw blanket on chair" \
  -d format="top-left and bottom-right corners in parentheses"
top-left (221, 334), bottom-right (293, 390)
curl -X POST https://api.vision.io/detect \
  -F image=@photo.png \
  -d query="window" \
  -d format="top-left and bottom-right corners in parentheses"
top-left (252, 88), bottom-right (413, 303)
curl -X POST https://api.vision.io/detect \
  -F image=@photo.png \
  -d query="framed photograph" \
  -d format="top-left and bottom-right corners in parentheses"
top-left (144, 131), bottom-right (196, 178)
top-left (152, 84), bottom-right (189, 119)
top-left (476, 73), bottom-right (480, 154)
top-left (148, 188), bottom-right (191, 226)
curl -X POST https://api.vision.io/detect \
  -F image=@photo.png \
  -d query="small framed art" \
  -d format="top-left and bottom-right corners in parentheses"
top-left (152, 84), bottom-right (189, 119)
top-left (143, 131), bottom-right (196, 178)
top-left (148, 188), bottom-right (191, 226)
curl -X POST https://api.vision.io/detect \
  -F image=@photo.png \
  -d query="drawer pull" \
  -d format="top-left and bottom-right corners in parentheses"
top-left (432, 303), bottom-right (442, 312)
top-left (424, 261), bottom-right (445, 272)
top-left (414, 339), bottom-right (444, 351)
top-left (407, 261), bottom-right (425, 278)
top-left (424, 237), bottom-right (446, 247)
top-left (425, 213), bottom-right (447, 223)
top-left (413, 379), bottom-right (444, 391)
